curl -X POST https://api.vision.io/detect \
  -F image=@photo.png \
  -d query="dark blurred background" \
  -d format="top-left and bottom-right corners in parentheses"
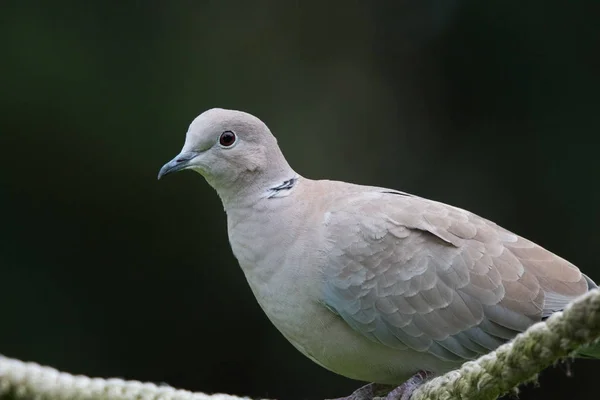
top-left (1, 1), bottom-right (599, 399)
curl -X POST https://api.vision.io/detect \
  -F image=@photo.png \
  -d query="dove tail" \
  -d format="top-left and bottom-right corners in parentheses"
top-left (584, 273), bottom-right (598, 290)
top-left (576, 274), bottom-right (600, 358)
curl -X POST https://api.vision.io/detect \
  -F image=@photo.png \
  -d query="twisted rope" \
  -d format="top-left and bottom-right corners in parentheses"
top-left (1, 290), bottom-right (599, 400)
top-left (0, 356), bottom-right (250, 400)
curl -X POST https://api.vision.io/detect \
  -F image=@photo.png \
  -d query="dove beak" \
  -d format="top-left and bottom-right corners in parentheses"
top-left (157, 151), bottom-right (200, 180)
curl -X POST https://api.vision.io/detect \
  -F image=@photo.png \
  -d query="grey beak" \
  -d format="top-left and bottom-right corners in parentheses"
top-left (157, 151), bottom-right (200, 180)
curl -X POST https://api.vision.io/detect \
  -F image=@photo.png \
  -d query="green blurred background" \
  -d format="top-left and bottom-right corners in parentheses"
top-left (1, 1), bottom-right (599, 399)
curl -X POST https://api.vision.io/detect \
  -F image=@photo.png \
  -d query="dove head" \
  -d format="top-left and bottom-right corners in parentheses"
top-left (158, 108), bottom-right (294, 204)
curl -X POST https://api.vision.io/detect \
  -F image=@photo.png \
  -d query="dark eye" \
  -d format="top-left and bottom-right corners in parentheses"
top-left (219, 131), bottom-right (236, 147)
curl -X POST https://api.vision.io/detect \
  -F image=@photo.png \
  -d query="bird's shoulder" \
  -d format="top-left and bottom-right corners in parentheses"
top-left (314, 179), bottom-right (506, 246)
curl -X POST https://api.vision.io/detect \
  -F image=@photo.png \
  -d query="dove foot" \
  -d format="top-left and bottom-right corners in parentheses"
top-left (381, 371), bottom-right (431, 400)
top-left (328, 371), bottom-right (431, 400)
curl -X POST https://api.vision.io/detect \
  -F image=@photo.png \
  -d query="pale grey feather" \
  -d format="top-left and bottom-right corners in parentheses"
top-left (161, 108), bottom-right (599, 384)
top-left (322, 190), bottom-right (590, 361)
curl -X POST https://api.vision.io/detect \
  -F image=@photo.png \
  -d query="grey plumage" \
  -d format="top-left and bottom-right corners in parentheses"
top-left (159, 108), bottom-right (598, 385)
top-left (321, 189), bottom-right (592, 362)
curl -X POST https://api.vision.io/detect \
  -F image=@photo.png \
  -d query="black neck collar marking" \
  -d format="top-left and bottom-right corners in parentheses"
top-left (381, 190), bottom-right (411, 197)
top-left (268, 177), bottom-right (297, 198)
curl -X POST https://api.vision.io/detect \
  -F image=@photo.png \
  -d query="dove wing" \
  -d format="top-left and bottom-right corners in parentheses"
top-left (322, 191), bottom-right (592, 361)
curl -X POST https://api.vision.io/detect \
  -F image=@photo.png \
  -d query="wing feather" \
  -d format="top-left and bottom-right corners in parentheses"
top-left (322, 191), bottom-right (591, 361)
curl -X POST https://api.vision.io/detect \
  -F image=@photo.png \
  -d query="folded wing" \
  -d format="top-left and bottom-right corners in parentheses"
top-left (322, 191), bottom-right (592, 361)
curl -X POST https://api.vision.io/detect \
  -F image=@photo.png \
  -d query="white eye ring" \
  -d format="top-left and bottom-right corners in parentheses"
top-left (218, 131), bottom-right (237, 148)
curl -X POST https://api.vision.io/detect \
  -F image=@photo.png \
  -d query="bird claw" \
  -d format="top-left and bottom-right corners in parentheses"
top-left (328, 371), bottom-right (431, 400)
top-left (379, 371), bottom-right (431, 400)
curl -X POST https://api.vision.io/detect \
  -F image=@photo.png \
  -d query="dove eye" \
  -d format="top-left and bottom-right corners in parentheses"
top-left (218, 131), bottom-right (237, 148)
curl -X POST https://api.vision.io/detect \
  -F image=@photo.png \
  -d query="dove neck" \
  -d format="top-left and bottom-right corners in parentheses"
top-left (211, 157), bottom-right (297, 212)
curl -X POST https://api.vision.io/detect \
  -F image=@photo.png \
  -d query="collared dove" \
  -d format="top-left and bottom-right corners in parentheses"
top-left (158, 108), bottom-right (598, 399)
